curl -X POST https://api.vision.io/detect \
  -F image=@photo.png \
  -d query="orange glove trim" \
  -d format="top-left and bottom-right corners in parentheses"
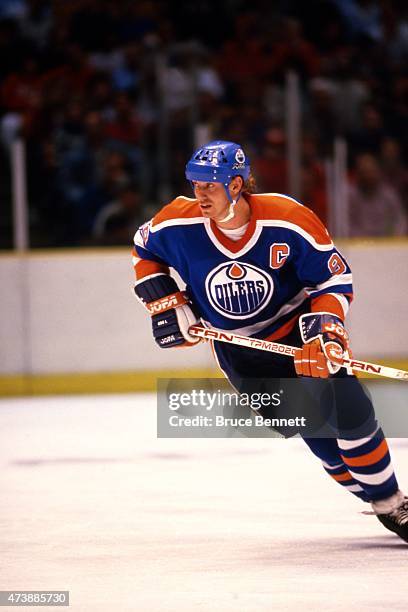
top-left (146, 291), bottom-right (188, 315)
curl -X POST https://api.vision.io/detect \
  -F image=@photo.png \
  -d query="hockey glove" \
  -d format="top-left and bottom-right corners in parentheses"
top-left (294, 313), bottom-right (350, 378)
top-left (134, 274), bottom-right (201, 349)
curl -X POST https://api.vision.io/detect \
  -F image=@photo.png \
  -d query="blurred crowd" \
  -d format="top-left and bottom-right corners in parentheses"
top-left (0, 0), bottom-right (407, 247)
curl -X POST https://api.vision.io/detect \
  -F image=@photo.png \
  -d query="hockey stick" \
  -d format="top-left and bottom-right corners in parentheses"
top-left (189, 325), bottom-right (408, 381)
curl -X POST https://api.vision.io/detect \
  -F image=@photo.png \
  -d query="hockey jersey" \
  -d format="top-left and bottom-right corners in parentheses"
top-left (132, 193), bottom-right (352, 341)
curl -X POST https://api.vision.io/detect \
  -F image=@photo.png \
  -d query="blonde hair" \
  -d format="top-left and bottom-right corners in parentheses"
top-left (243, 172), bottom-right (257, 194)
top-left (229, 172), bottom-right (257, 195)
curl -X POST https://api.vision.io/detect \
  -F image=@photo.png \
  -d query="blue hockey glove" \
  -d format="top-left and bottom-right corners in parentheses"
top-left (134, 274), bottom-right (201, 349)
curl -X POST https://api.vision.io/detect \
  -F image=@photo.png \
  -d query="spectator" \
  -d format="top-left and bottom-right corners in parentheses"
top-left (300, 134), bottom-right (328, 224)
top-left (270, 18), bottom-right (320, 81)
top-left (330, 0), bottom-right (383, 43)
top-left (105, 91), bottom-right (141, 142)
top-left (0, 53), bottom-right (42, 114)
top-left (383, 5), bottom-right (408, 67)
top-left (53, 109), bottom-right (104, 202)
top-left (0, 0), bottom-right (407, 248)
top-left (0, 52), bottom-right (43, 143)
top-left (348, 153), bottom-right (407, 236)
top-left (307, 78), bottom-right (338, 155)
top-left (19, 0), bottom-right (52, 50)
top-left (0, 0), bottom-right (27, 20)
top-left (386, 76), bottom-right (408, 157)
top-left (196, 49), bottom-right (224, 101)
top-left (380, 138), bottom-right (408, 211)
top-left (300, 165), bottom-right (328, 226)
top-left (348, 103), bottom-right (387, 159)
top-left (104, 91), bottom-right (142, 170)
top-left (78, 149), bottom-right (131, 225)
top-left (111, 42), bottom-right (141, 92)
top-left (92, 183), bottom-right (142, 245)
top-left (217, 12), bottom-right (271, 85)
top-left (86, 72), bottom-right (114, 120)
top-left (41, 42), bottom-right (94, 98)
top-left (162, 48), bottom-right (196, 113)
top-left (329, 46), bottom-right (370, 132)
top-left (32, 138), bottom-right (74, 246)
top-left (53, 97), bottom-right (86, 156)
top-left (253, 127), bottom-right (288, 194)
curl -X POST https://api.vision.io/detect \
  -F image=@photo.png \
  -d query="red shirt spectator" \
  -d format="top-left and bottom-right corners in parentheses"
top-left (104, 92), bottom-right (140, 144)
top-left (253, 128), bottom-right (288, 194)
top-left (270, 18), bottom-right (320, 79)
top-left (1, 57), bottom-right (42, 112)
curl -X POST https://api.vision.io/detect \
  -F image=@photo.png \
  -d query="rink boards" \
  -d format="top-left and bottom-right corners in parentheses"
top-left (0, 241), bottom-right (407, 395)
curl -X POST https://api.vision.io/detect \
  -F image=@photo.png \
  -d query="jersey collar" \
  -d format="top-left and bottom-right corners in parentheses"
top-left (205, 195), bottom-right (263, 258)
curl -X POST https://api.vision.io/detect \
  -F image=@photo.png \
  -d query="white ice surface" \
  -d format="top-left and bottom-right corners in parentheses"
top-left (0, 393), bottom-right (407, 612)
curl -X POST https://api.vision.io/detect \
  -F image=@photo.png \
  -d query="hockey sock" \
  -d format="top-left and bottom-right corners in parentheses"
top-left (302, 437), bottom-right (370, 501)
top-left (321, 460), bottom-right (370, 501)
top-left (337, 428), bottom-right (399, 502)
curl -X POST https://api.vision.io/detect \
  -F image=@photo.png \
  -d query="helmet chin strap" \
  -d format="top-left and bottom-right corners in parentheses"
top-left (217, 199), bottom-right (237, 223)
top-left (217, 184), bottom-right (242, 223)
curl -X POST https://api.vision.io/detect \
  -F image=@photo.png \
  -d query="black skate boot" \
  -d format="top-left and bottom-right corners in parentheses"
top-left (372, 491), bottom-right (408, 543)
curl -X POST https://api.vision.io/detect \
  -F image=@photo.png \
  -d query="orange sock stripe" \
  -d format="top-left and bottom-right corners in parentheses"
top-left (330, 471), bottom-right (353, 482)
top-left (340, 439), bottom-right (389, 467)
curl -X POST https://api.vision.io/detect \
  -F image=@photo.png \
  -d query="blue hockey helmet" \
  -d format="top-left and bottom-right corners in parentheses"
top-left (185, 140), bottom-right (250, 199)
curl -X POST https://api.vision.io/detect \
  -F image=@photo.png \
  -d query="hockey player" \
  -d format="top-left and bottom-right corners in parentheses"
top-left (132, 140), bottom-right (408, 543)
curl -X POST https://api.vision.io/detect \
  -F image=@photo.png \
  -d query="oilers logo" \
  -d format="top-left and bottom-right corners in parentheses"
top-left (235, 148), bottom-right (245, 163)
top-left (232, 148), bottom-right (246, 170)
top-left (206, 262), bottom-right (273, 319)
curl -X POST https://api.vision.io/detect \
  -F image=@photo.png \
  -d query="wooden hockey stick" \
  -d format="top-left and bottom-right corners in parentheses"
top-left (189, 325), bottom-right (408, 381)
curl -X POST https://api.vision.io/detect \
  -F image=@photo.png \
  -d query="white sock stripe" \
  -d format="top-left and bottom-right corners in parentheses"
top-left (322, 461), bottom-right (344, 470)
top-left (337, 426), bottom-right (380, 450)
top-left (344, 483), bottom-right (364, 492)
top-left (348, 461), bottom-right (394, 486)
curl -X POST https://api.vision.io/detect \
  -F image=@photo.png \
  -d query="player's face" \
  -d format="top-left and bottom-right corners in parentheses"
top-left (192, 181), bottom-right (230, 221)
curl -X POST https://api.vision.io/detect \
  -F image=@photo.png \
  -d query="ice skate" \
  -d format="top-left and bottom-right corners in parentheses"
top-left (372, 491), bottom-right (408, 543)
